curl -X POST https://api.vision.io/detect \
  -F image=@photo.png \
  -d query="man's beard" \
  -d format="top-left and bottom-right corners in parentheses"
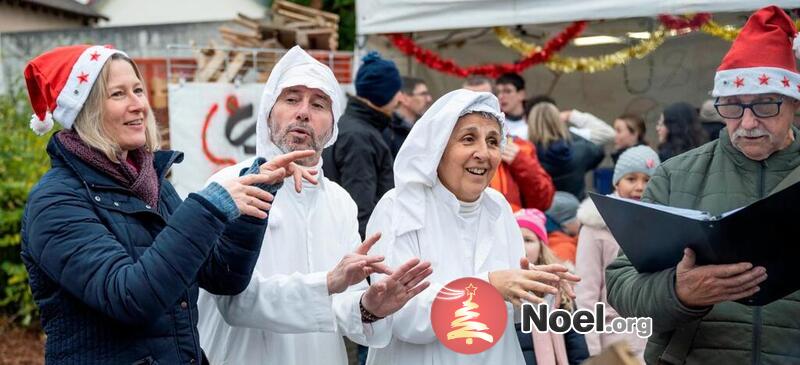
top-left (269, 120), bottom-right (329, 166)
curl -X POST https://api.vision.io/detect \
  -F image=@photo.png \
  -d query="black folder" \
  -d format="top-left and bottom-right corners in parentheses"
top-left (589, 180), bottom-right (800, 306)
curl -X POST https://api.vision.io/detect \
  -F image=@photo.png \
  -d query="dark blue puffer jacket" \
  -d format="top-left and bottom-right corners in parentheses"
top-left (537, 133), bottom-right (605, 200)
top-left (20, 135), bottom-right (270, 364)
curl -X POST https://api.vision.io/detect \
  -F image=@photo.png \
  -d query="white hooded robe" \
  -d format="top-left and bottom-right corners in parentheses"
top-left (197, 46), bottom-right (390, 365)
top-left (365, 90), bottom-right (527, 365)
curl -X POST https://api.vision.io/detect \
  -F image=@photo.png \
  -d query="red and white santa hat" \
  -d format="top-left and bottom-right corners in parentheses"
top-left (24, 45), bottom-right (127, 135)
top-left (712, 6), bottom-right (800, 100)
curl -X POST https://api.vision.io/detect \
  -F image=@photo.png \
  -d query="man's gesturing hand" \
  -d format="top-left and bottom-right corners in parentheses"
top-left (327, 233), bottom-right (391, 295)
top-left (361, 258), bottom-right (432, 319)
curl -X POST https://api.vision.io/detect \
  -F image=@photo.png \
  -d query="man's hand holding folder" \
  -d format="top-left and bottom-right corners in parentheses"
top-left (674, 247), bottom-right (766, 307)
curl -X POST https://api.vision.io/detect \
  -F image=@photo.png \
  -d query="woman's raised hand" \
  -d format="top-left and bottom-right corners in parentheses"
top-left (220, 150), bottom-right (318, 219)
top-left (488, 269), bottom-right (561, 306)
top-left (522, 259), bottom-right (580, 300)
top-left (259, 150), bottom-right (319, 193)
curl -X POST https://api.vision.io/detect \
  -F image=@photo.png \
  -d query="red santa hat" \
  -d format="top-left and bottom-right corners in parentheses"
top-left (712, 6), bottom-right (800, 100)
top-left (24, 45), bottom-right (127, 135)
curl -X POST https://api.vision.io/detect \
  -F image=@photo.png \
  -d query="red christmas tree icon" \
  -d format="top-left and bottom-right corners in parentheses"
top-left (446, 283), bottom-right (494, 345)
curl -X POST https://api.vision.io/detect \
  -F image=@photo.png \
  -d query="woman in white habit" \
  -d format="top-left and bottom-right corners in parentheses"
top-left (366, 89), bottom-right (579, 364)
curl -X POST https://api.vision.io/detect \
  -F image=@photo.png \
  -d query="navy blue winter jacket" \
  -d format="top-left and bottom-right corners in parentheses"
top-left (536, 133), bottom-right (605, 201)
top-left (20, 135), bottom-right (271, 364)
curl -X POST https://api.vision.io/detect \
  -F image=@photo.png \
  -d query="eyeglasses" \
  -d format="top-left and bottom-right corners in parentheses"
top-left (714, 98), bottom-right (783, 119)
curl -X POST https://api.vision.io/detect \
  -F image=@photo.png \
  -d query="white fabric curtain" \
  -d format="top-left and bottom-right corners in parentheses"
top-left (356, 0), bottom-right (800, 34)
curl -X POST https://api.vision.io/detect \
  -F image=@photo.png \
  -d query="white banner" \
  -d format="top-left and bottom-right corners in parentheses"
top-left (168, 83), bottom-right (263, 198)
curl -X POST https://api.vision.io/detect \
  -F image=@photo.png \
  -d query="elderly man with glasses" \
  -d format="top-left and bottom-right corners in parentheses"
top-left (605, 6), bottom-right (800, 365)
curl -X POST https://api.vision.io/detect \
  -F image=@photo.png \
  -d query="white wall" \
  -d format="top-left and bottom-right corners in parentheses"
top-left (0, 22), bottom-right (226, 93)
top-left (0, 4), bottom-right (87, 32)
top-left (94, 0), bottom-right (266, 27)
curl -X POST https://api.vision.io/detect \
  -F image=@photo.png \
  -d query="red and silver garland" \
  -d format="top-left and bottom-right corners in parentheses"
top-left (386, 21), bottom-right (587, 78)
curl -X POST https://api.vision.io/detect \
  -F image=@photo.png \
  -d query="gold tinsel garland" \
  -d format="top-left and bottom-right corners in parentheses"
top-left (493, 27), bottom-right (668, 73)
top-left (700, 20), bottom-right (742, 41)
top-left (701, 19), bottom-right (800, 41)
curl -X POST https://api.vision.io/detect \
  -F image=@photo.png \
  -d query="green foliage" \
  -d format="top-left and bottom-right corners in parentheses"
top-left (0, 84), bottom-right (53, 326)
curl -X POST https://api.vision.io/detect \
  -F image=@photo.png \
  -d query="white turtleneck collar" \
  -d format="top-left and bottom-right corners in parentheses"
top-left (458, 195), bottom-right (482, 218)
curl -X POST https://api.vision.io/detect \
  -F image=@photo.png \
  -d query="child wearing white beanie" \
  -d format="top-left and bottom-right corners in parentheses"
top-left (612, 145), bottom-right (661, 196)
top-left (573, 145), bottom-right (660, 360)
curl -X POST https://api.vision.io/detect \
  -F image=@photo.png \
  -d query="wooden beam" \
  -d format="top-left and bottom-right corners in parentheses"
top-left (273, 0), bottom-right (339, 23)
top-left (219, 52), bottom-right (248, 83)
top-left (235, 12), bottom-right (263, 28)
top-left (221, 33), bottom-right (262, 48)
top-left (219, 26), bottom-right (261, 40)
top-left (275, 9), bottom-right (316, 23)
top-left (233, 17), bottom-right (261, 31)
top-left (195, 50), bottom-right (228, 82)
top-left (191, 41), bottom-right (208, 71)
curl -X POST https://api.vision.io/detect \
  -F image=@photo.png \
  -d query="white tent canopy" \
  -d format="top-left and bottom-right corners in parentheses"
top-left (356, 0), bottom-right (800, 35)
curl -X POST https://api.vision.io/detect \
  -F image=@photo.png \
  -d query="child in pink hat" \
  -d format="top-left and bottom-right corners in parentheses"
top-left (514, 208), bottom-right (589, 365)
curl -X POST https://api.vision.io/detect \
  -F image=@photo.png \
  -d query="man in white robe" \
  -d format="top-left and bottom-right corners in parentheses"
top-left (197, 46), bottom-right (431, 365)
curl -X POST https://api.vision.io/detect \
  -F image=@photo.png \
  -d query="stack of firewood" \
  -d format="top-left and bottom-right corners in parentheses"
top-left (192, 1), bottom-right (339, 83)
top-left (269, 0), bottom-right (339, 51)
top-left (192, 40), bottom-right (260, 83)
top-left (218, 1), bottom-right (339, 51)
top-left (217, 13), bottom-right (285, 50)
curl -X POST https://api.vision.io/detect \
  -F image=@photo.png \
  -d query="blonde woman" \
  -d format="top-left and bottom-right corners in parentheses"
top-left (20, 45), bottom-right (314, 364)
top-left (528, 102), bottom-right (604, 200)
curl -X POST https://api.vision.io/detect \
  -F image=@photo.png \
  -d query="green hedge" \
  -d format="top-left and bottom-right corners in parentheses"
top-left (0, 85), bottom-right (53, 326)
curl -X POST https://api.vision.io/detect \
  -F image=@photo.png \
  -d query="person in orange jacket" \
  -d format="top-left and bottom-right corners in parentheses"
top-left (490, 135), bottom-right (555, 212)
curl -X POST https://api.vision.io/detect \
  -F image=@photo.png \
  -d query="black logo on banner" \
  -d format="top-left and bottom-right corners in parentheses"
top-left (224, 95), bottom-right (256, 155)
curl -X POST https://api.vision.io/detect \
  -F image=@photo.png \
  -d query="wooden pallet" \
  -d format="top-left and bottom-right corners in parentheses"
top-left (271, 0), bottom-right (338, 50)
top-left (195, 2), bottom-right (341, 83)
top-left (217, 3), bottom-right (339, 51)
